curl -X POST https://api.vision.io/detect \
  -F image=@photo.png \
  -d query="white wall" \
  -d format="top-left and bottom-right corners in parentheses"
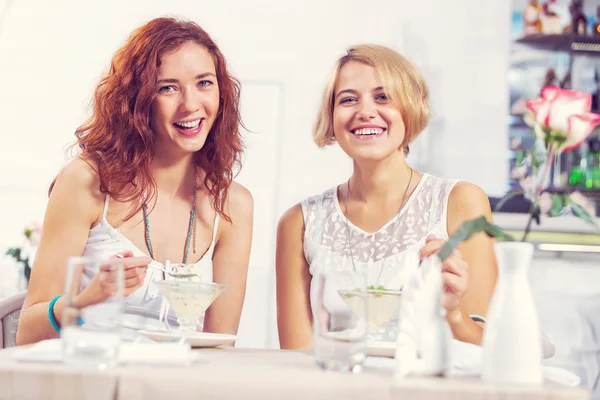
top-left (0, 0), bottom-right (511, 348)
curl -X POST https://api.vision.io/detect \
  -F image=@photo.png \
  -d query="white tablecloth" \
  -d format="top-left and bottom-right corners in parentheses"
top-left (0, 347), bottom-right (591, 400)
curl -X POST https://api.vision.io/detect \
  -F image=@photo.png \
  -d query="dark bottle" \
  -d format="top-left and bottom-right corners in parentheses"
top-left (594, 6), bottom-right (600, 36)
top-left (570, 0), bottom-right (588, 36)
top-left (592, 68), bottom-right (600, 113)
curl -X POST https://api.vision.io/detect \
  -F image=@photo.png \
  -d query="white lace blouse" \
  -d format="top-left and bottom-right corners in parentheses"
top-left (301, 173), bottom-right (459, 341)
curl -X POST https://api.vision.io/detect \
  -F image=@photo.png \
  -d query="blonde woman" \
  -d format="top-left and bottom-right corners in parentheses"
top-left (276, 44), bottom-right (497, 350)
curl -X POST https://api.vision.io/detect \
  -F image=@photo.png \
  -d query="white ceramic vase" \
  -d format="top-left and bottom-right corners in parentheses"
top-left (481, 242), bottom-right (542, 384)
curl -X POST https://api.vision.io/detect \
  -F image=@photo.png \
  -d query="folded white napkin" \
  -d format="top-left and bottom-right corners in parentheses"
top-left (12, 339), bottom-right (196, 366)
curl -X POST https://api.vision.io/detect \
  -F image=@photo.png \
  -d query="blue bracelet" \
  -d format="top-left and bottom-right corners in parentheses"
top-left (48, 295), bottom-right (62, 333)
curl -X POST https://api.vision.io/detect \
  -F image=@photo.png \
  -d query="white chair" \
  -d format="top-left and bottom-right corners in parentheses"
top-left (0, 291), bottom-right (26, 348)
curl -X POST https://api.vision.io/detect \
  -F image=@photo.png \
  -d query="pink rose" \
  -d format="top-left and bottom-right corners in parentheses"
top-left (526, 86), bottom-right (600, 152)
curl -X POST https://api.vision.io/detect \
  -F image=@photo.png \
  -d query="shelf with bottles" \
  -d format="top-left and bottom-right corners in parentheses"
top-left (515, 0), bottom-right (600, 59)
top-left (504, 1), bottom-right (600, 208)
top-left (518, 0), bottom-right (600, 53)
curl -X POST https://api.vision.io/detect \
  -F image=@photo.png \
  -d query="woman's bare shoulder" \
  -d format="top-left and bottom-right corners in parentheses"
top-left (52, 157), bottom-right (105, 217)
top-left (278, 203), bottom-right (304, 229)
top-left (224, 181), bottom-right (254, 221)
top-left (57, 157), bottom-right (101, 192)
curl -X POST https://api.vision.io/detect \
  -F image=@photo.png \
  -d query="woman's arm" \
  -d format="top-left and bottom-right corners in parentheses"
top-left (16, 158), bottom-right (104, 345)
top-left (445, 182), bottom-right (498, 344)
top-left (275, 204), bottom-right (313, 350)
top-left (204, 182), bottom-right (253, 337)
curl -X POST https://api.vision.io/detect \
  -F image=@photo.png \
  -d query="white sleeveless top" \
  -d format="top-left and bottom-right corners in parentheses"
top-left (82, 195), bottom-right (219, 336)
top-left (301, 173), bottom-right (458, 341)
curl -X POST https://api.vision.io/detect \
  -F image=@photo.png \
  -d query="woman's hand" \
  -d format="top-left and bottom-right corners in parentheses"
top-left (73, 250), bottom-right (150, 308)
top-left (419, 235), bottom-right (469, 314)
top-left (118, 251), bottom-right (151, 296)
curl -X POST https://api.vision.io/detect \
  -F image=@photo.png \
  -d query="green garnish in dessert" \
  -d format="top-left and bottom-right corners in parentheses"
top-left (367, 285), bottom-right (387, 297)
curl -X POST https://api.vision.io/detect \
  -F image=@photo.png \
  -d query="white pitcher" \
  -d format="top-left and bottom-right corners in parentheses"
top-left (481, 242), bottom-right (542, 384)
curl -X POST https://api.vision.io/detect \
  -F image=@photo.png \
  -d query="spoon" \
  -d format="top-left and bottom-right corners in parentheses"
top-left (147, 264), bottom-right (196, 279)
top-left (116, 254), bottom-right (197, 279)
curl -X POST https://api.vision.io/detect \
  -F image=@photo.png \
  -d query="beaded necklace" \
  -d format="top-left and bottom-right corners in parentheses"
top-left (142, 167), bottom-right (198, 264)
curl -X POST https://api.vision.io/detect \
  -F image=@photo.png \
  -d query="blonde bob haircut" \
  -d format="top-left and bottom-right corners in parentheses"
top-left (313, 44), bottom-right (431, 152)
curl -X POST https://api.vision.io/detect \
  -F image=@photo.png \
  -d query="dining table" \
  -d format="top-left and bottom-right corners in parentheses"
top-left (0, 345), bottom-right (591, 400)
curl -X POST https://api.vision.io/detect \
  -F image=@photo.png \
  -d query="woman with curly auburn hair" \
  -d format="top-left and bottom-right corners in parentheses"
top-left (17, 17), bottom-right (253, 345)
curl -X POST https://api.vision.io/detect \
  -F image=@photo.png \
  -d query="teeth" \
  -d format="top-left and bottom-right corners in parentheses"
top-left (353, 128), bottom-right (384, 135)
top-left (175, 119), bottom-right (201, 128)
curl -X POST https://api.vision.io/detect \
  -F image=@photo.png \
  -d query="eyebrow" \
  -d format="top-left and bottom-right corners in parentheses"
top-left (335, 86), bottom-right (385, 99)
top-left (157, 72), bottom-right (216, 84)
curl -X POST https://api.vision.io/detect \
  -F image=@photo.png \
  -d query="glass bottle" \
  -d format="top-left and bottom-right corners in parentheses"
top-left (587, 138), bottom-right (600, 189)
top-left (594, 6), bottom-right (600, 36)
top-left (570, 0), bottom-right (588, 36)
top-left (570, 141), bottom-right (588, 187)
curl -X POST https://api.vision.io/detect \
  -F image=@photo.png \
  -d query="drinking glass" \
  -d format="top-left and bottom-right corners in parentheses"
top-left (312, 270), bottom-right (368, 373)
top-left (153, 280), bottom-right (227, 332)
top-left (365, 288), bottom-right (403, 329)
top-left (61, 256), bottom-right (124, 370)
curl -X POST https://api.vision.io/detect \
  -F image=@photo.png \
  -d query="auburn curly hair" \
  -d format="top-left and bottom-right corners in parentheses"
top-left (59, 17), bottom-right (243, 222)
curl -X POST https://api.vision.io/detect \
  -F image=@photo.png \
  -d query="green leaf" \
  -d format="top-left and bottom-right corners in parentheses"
top-left (549, 193), bottom-right (565, 217)
top-left (366, 285), bottom-right (386, 296)
top-left (516, 150), bottom-right (527, 166)
top-left (494, 190), bottom-right (524, 212)
top-left (570, 203), bottom-right (600, 231)
top-left (438, 216), bottom-right (515, 261)
top-left (563, 195), bottom-right (572, 206)
top-left (24, 264), bottom-right (31, 281)
top-left (5, 247), bottom-right (23, 262)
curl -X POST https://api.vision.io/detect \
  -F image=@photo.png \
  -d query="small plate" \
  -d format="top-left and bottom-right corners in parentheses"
top-left (367, 340), bottom-right (396, 358)
top-left (138, 330), bottom-right (237, 348)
